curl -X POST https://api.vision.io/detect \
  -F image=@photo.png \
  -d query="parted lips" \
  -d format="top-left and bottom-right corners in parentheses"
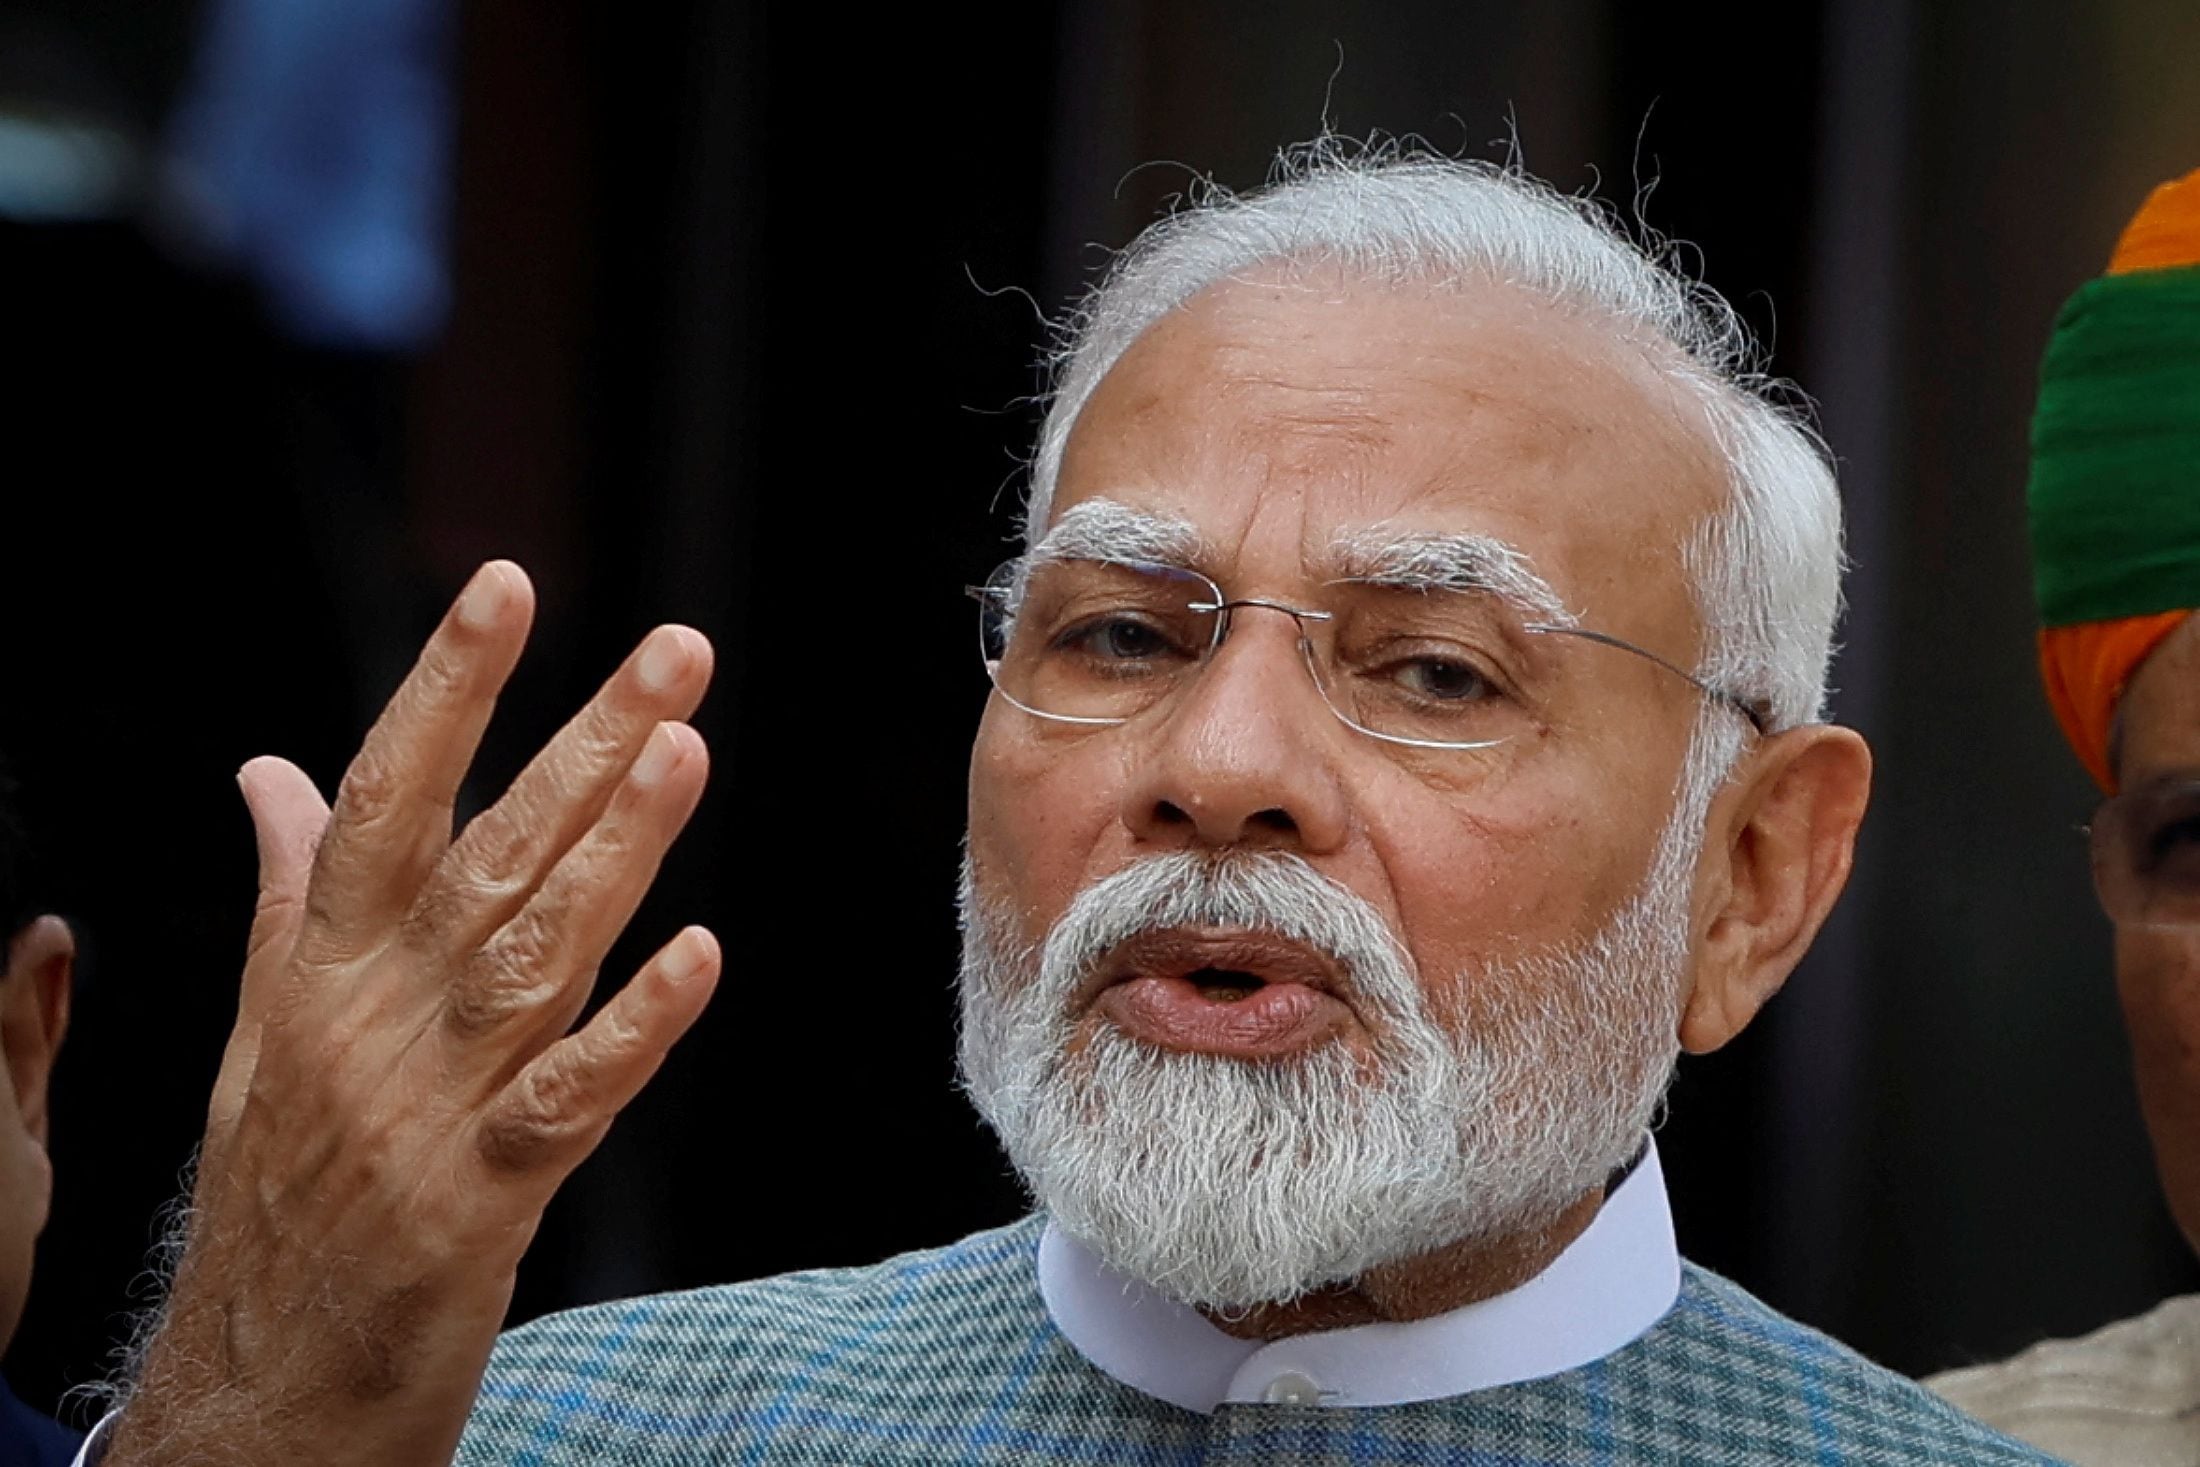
top-left (1085, 927), bottom-right (1346, 1003)
top-left (1082, 927), bottom-right (1357, 1061)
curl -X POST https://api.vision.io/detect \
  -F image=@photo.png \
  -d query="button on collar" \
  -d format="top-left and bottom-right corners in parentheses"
top-left (1260, 1370), bottom-right (1324, 1406)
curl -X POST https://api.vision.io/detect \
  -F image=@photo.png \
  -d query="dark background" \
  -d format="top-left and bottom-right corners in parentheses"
top-left (4, 0), bottom-right (2198, 1425)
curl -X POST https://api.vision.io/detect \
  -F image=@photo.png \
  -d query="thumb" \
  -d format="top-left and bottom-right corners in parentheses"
top-left (207, 757), bottom-right (331, 1150)
top-left (238, 754), bottom-right (330, 948)
top-left (234, 755), bottom-right (331, 1016)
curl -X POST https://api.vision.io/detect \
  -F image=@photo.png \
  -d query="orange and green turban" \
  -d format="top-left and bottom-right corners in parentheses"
top-left (2032, 168), bottom-right (2200, 791)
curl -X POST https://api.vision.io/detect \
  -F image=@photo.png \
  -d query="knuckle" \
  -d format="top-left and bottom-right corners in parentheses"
top-left (395, 888), bottom-right (458, 952)
top-left (573, 819), bottom-right (635, 879)
top-left (254, 887), bottom-right (309, 927)
top-left (401, 865), bottom-right (528, 951)
top-left (444, 919), bottom-right (560, 1038)
top-left (453, 806), bottom-right (536, 883)
top-left (477, 1063), bottom-right (592, 1173)
top-left (412, 639), bottom-right (474, 705)
top-left (522, 1057), bottom-right (589, 1124)
top-left (476, 1115), bottom-right (556, 1175)
top-left (300, 880), bottom-right (350, 935)
top-left (595, 1002), bottom-right (645, 1056)
top-left (444, 968), bottom-right (547, 1040)
top-left (333, 753), bottom-right (406, 824)
top-left (319, 768), bottom-right (448, 889)
top-left (569, 705), bottom-right (635, 780)
top-left (604, 771), bottom-right (655, 828)
top-left (248, 891), bottom-right (311, 959)
top-left (431, 789), bottom-right (573, 916)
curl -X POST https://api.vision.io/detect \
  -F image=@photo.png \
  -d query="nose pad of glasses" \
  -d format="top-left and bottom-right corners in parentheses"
top-left (1293, 633), bottom-right (1330, 697)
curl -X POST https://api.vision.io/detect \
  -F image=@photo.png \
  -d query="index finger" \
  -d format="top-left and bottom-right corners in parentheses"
top-left (299, 562), bottom-right (536, 957)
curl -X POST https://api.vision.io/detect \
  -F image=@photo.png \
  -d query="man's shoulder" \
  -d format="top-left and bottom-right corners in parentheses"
top-left (482, 1212), bottom-right (1046, 1371)
top-left (1628, 1262), bottom-right (2068, 1463)
top-left (1925, 1292), bottom-right (2200, 1465)
top-left (459, 1215), bottom-right (1062, 1463)
top-left (497, 1213), bottom-right (1046, 1358)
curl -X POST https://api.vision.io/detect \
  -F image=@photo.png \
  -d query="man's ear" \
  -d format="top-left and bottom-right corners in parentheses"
top-left (1680, 726), bottom-right (1871, 1055)
top-left (1, 915), bottom-right (74, 1143)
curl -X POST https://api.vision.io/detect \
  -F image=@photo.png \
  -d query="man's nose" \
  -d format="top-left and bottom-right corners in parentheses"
top-left (1118, 611), bottom-right (1351, 853)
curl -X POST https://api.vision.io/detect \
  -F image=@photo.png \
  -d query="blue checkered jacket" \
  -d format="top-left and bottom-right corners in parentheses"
top-left (455, 1216), bottom-right (2063, 1464)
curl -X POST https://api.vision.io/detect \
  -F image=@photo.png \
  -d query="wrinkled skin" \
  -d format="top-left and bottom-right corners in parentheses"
top-left (100, 271), bottom-right (1878, 1466)
top-left (104, 564), bottom-right (723, 1467)
top-left (967, 272), bottom-right (1873, 1333)
top-left (2109, 616), bottom-right (2200, 1250)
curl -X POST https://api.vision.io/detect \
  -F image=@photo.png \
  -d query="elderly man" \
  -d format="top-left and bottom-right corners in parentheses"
top-left (1, 765), bottom-right (84, 1467)
top-left (91, 148), bottom-right (2053, 1465)
top-left (1928, 170), bottom-right (2200, 1465)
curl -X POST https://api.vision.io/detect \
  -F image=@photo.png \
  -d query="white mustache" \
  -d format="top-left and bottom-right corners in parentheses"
top-left (1030, 850), bottom-right (1426, 1025)
top-left (957, 835), bottom-right (1693, 1308)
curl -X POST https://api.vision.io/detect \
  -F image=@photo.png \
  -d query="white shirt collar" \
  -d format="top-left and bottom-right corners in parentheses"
top-left (1037, 1136), bottom-right (1681, 1413)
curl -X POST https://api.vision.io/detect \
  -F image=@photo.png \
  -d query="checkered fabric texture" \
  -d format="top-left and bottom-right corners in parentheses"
top-left (455, 1217), bottom-right (2064, 1465)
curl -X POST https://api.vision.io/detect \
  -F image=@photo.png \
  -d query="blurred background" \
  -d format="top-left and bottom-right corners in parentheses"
top-left (4, 0), bottom-right (2198, 1425)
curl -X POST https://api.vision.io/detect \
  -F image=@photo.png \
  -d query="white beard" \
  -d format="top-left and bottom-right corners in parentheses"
top-left (956, 823), bottom-right (1697, 1313)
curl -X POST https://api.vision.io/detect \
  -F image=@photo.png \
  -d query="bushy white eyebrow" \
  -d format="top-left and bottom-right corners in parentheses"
top-left (1026, 504), bottom-right (1580, 629)
top-left (1028, 499), bottom-right (1204, 567)
top-left (1328, 527), bottom-right (1581, 628)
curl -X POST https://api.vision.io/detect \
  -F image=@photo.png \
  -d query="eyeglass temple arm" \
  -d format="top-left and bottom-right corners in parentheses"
top-left (1524, 624), bottom-right (1770, 735)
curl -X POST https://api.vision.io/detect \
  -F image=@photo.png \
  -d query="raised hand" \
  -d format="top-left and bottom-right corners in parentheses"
top-left (104, 562), bottom-right (720, 1467)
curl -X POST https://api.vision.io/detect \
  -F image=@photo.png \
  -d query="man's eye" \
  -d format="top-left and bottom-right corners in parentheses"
top-left (1389, 656), bottom-right (1492, 702)
top-left (1057, 615), bottom-right (1180, 661)
top-left (2145, 814), bottom-right (2200, 872)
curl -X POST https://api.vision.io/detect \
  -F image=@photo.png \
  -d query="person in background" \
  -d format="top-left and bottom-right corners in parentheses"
top-left (0, 760), bottom-right (82, 1467)
top-left (1928, 168), bottom-right (2200, 1466)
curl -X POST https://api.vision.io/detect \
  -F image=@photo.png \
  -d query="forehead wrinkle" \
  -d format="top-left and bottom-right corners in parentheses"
top-left (1029, 498), bottom-right (1205, 566)
top-left (1232, 406), bottom-right (1394, 455)
top-left (1325, 526), bottom-right (1581, 628)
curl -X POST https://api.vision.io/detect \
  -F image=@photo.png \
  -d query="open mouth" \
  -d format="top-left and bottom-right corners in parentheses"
top-left (1184, 967), bottom-right (1268, 1002)
top-left (1085, 929), bottom-right (1353, 1059)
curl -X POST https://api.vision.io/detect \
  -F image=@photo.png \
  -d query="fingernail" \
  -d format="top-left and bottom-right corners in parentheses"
top-left (661, 926), bottom-right (712, 983)
top-left (457, 564), bottom-right (507, 632)
top-left (636, 628), bottom-right (687, 694)
top-left (631, 724), bottom-right (682, 788)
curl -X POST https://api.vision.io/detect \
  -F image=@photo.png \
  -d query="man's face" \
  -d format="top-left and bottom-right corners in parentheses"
top-left (960, 272), bottom-right (1730, 1302)
top-left (2107, 618), bottom-right (2200, 1249)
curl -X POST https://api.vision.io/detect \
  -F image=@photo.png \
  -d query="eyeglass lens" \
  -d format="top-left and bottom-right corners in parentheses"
top-left (2092, 776), bottom-right (2200, 929)
top-left (979, 557), bottom-right (1539, 749)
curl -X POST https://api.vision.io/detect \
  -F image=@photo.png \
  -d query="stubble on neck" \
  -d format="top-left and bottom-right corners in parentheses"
top-left (1195, 1184), bottom-right (1606, 1340)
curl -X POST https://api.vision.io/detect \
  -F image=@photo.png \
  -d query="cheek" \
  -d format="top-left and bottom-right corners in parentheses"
top-left (968, 710), bottom-right (1126, 943)
top-left (1374, 783), bottom-right (1647, 1015)
top-left (2116, 930), bottom-right (2200, 1234)
top-left (2119, 931), bottom-right (2200, 1093)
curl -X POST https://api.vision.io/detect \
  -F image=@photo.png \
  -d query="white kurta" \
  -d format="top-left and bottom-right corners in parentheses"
top-left (1929, 1294), bottom-right (2200, 1467)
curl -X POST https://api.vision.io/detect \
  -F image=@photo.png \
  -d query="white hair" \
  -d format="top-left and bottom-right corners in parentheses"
top-left (1025, 138), bottom-right (1844, 740)
top-left (958, 747), bottom-right (1707, 1308)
